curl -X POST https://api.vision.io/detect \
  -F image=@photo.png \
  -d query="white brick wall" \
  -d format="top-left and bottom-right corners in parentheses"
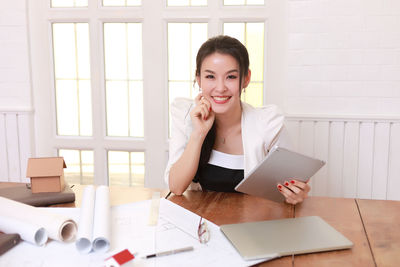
top-left (0, 0), bottom-right (31, 109)
top-left (286, 0), bottom-right (400, 116)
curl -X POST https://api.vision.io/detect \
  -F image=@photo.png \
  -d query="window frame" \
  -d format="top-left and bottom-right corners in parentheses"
top-left (28, 0), bottom-right (284, 187)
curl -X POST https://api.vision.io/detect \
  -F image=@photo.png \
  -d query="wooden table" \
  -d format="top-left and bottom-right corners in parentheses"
top-left (1, 183), bottom-right (399, 266)
top-left (167, 191), bottom-right (400, 267)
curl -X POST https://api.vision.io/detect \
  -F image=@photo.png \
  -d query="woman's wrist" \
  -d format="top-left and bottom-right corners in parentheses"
top-left (190, 130), bottom-right (207, 144)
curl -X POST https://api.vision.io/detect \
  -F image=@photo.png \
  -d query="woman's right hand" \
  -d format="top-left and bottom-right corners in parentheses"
top-left (190, 93), bottom-right (215, 136)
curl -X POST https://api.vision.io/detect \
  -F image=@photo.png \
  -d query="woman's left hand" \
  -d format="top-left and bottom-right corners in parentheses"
top-left (277, 179), bottom-right (310, 205)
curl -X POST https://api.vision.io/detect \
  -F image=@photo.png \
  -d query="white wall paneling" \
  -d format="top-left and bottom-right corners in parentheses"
top-left (285, 115), bottom-right (400, 200)
top-left (0, 111), bottom-right (32, 182)
top-left (387, 123), bottom-right (400, 200)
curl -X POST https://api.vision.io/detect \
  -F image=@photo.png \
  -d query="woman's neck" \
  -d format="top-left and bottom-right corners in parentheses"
top-left (214, 103), bottom-right (242, 131)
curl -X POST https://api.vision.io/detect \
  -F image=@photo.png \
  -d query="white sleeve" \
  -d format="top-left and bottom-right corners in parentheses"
top-left (256, 105), bottom-right (285, 154)
top-left (272, 125), bottom-right (294, 150)
top-left (164, 98), bottom-right (193, 186)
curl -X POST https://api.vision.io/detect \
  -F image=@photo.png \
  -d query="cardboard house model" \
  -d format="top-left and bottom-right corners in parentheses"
top-left (26, 157), bottom-right (67, 193)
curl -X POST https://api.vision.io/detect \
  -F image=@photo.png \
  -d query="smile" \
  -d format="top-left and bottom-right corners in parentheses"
top-left (212, 96), bottom-right (231, 104)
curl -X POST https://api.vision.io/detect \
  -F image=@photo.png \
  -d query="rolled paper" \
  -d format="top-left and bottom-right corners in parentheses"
top-left (92, 185), bottom-right (111, 253)
top-left (75, 185), bottom-right (96, 254)
top-left (0, 216), bottom-right (47, 246)
top-left (0, 196), bottom-right (77, 243)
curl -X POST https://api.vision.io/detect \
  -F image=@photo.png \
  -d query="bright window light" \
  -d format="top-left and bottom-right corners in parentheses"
top-left (59, 149), bottom-right (94, 185)
top-left (224, 22), bottom-right (264, 107)
top-left (52, 23), bottom-right (93, 136)
top-left (108, 151), bottom-right (145, 187)
top-left (104, 23), bottom-right (144, 137)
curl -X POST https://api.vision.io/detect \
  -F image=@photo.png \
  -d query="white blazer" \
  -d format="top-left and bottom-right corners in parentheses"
top-left (164, 97), bottom-right (287, 190)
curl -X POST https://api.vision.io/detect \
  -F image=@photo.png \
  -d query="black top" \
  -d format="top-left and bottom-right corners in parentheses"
top-left (196, 150), bottom-right (244, 192)
top-left (198, 164), bottom-right (244, 192)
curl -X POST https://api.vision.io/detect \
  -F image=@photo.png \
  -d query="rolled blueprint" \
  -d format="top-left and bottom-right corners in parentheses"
top-left (75, 185), bottom-right (111, 254)
top-left (0, 216), bottom-right (47, 246)
top-left (0, 196), bottom-right (77, 243)
top-left (75, 185), bottom-right (96, 253)
top-left (92, 185), bottom-right (111, 253)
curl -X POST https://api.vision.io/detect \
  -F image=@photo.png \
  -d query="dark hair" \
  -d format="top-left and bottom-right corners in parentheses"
top-left (194, 35), bottom-right (250, 182)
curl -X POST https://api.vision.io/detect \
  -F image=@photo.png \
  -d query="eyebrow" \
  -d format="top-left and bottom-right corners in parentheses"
top-left (204, 69), bottom-right (239, 74)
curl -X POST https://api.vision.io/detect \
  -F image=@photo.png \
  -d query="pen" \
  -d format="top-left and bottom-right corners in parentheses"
top-left (142, 246), bottom-right (194, 259)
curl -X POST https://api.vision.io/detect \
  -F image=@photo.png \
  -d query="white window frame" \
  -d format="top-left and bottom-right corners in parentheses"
top-left (27, 0), bottom-right (285, 188)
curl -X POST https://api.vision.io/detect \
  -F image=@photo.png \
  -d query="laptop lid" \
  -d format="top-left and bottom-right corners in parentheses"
top-left (235, 146), bottom-right (325, 202)
top-left (220, 216), bottom-right (353, 260)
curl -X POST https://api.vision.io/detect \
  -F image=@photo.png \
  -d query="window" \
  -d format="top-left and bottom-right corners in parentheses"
top-left (52, 23), bottom-right (92, 136)
top-left (30, 1), bottom-right (281, 188)
top-left (104, 23), bottom-right (143, 137)
top-left (59, 149), bottom-right (94, 185)
top-left (224, 22), bottom-right (264, 107)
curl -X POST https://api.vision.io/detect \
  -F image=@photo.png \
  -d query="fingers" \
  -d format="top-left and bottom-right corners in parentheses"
top-left (277, 179), bottom-right (310, 205)
top-left (194, 93), bottom-right (203, 105)
top-left (194, 95), bottom-right (212, 120)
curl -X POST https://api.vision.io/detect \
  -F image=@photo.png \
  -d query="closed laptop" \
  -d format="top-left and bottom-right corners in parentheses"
top-left (220, 216), bottom-right (353, 261)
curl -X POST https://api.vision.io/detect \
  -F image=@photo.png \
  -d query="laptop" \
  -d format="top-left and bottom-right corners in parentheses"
top-left (220, 216), bottom-right (353, 261)
top-left (235, 146), bottom-right (325, 202)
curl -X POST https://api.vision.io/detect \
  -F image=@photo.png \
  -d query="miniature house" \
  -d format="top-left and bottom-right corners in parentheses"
top-left (26, 157), bottom-right (67, 193)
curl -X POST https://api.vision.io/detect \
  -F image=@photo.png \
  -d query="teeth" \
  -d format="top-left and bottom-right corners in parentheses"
top-left (213, 96), bottom-right (230, 101)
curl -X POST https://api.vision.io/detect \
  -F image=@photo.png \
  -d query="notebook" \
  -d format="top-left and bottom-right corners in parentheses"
top-left (0, 183), bottom-right (75, 207)
top-left (235, 146), bottom-right (325, 202)
top-left (0, 233), bottom-right (21, 256)
top-left (220, 216), bottom-right (353, 261)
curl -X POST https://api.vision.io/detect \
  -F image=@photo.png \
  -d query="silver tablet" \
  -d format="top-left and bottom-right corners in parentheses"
top-left (235, 146), bottom-right (325, 202)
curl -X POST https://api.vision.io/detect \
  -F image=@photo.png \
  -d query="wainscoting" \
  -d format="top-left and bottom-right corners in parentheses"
top-left (0, 110), bottom-right (32, 183)
top-left (1, 110), bottom-right (399, 200)
top-left (285, 115), bottom-right (400, 200)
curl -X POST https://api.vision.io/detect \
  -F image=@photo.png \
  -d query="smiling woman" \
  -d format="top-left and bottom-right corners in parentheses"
top-left (165, 36), bottom-right (311, 205)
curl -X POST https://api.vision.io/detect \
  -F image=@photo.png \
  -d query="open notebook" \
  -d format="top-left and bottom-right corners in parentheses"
top-left (220, 216), bottom-right (353, 261)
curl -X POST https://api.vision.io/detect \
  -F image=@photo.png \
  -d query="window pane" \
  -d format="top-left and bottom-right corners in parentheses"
top-left (224, 0), bottom-right (264, 5)
top-left (106, 81), bottom-right (129, 136)
top-left (247, 0), bottom-right (264, 5)
top-left (129, 81), bottom-right (144, 137)
top-left (104, 23), bottom-right (143, 137)
top-left (53, 24), bottom-right (77, 79)
top-left (53, 23), bottom-right (92, 136)
top-left (59, 149), bottom-right (94, 185)
top-left (103, 0), bottom-right (141, 6)
top-left (224, 22), bottom-right (264, 107)
top-left (108, 151), bottom-right (145, 187)
top-left (168, 23), bottom-right (207, 136)
top-left (168, 22), bottom-right (207, 135)
top-left (104, 23), bottom-right (128, 80)
top-left (56, 80), bottom-right (79, 135)
top-left (168, 23), bottom-right (191, 81)
top-left (79, 80), bottom-right (93, 136)
top-left (51, 0), bottom-right (88, 7)
top-left (246, 23), bottom-right (264, 82)
top-left (224, 0), bottom-right (245, 5)
top-left (241, 82), bottom-right (263, 107)
top-left (168, 0), bottom-right (207, 6)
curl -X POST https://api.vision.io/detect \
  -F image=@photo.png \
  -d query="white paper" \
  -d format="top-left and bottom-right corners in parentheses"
top-left (0, 196), bottom-right (77, 243)
top-left (1, 199), bottom-right (275, 267)
top-left (92, 185), bottom-right (111, 253)
top-left (75, 185), bottom-right (111, 254)
top-left (75, 185), bottom-right (96, 253)
top-left (0, 216), bottom-right (47, 246)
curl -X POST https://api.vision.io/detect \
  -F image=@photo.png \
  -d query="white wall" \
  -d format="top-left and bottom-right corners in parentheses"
top-left (286, 0), bottom-right (400, 116)
top-left (0, 0), bottom-right (32, 110)
top-left (0, 0), bottom-right (33, 182)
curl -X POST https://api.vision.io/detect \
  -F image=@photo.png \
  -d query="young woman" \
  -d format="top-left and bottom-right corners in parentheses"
top-left (165, 35), bottom-right (310, 205)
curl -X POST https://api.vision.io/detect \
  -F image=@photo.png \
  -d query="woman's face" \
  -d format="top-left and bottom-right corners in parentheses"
top-left (196, 52), bottom-right (250, 115)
